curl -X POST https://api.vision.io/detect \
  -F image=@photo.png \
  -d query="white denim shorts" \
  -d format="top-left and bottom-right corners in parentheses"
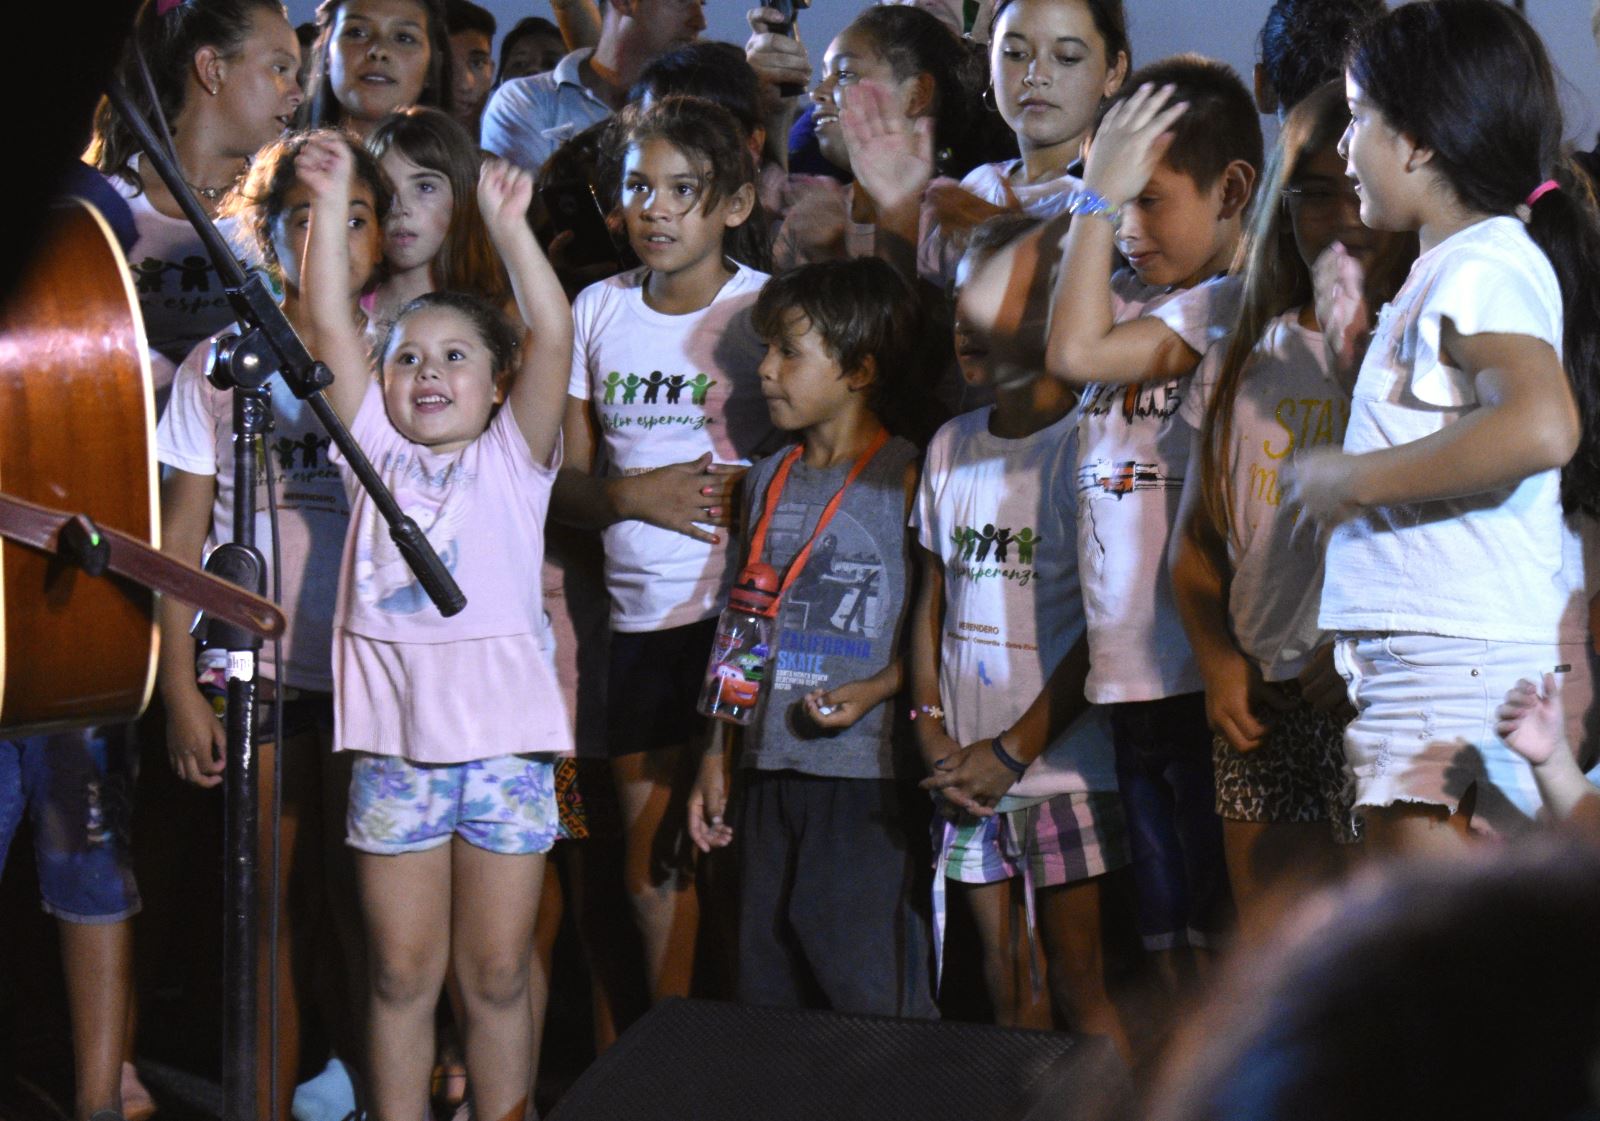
top-left (1334, 633), bottom-right (1594, 836)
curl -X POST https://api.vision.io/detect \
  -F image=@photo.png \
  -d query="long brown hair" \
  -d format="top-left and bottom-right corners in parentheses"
top-left (366, 107), bottom-right (510, 304)
top-left (1197, 82), bottom-right (1407, 543)
top-left (89, 0), bottom-right (288, 192)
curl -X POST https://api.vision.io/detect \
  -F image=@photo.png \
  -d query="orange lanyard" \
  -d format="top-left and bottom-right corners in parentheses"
top-left (746, 428), bottom-right (890, 616)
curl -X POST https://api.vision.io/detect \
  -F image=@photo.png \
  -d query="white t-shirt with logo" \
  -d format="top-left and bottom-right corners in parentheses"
top-left (1075, 271), bottom-right (1241, 703)
top-left (1320, 216), bottom-right (1587, 644)
top-left (568, 264), bottom-right (776, 632)
top-left (156, 327), bottom-right (349, 690)
top-left (1183, 311), bottom-right (1347, 680)
top-left (912, 406), bottom-right (1116, 801)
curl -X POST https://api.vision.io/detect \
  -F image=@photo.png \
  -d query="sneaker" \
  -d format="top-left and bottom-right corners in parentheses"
top-left (292, 1058), bottom-right (357, 1121)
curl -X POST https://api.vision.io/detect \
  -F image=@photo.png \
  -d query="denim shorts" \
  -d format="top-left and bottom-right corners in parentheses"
top-left (0, 727), bottom-right (141, 923)
top-left (1335, 633), bottom-right (1595, 836)
top-left (346, 752), bottom-right (562, 856)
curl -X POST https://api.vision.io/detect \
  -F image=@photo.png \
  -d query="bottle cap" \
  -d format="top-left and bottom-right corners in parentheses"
top-left (729, 561), bottom-right (780, 613)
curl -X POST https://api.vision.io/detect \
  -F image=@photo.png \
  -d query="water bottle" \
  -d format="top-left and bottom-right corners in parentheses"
top-left (697, 562), bottom-right (780, 725)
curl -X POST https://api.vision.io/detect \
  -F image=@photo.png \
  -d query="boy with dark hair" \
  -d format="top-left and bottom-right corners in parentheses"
top-left (444, 0), bottom-right (496, 137)
top-left (1042, 58), bottom-right (1263, 997)
top-left (688, 257), bottom-right (936, 1019)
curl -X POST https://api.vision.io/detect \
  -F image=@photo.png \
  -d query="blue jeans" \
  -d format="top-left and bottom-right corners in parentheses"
top-left (1109, 693), bottom-right (1231, 949)
top-left (0, 726), bottom-right (141, 922)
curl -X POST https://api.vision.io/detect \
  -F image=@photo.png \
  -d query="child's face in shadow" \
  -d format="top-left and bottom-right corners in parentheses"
top-left (1115, 160), bottom-right (1236, 289)
top-left (1287, 144), bottom-right (1375, 270)
top-left (380, 149), bottom-right (454, 275)
top-left (381, 304), bottom-right (500, 453)
top-left (274, 177), bottom-right (382, 296)
top-left (757, 310), bottom-right (868, 432)
top-left (953, 229), bottom-right (1062, 389)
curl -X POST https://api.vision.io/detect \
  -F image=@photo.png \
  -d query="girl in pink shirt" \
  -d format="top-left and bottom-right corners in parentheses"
top-left (298, 134), bottom-right (572, 1121)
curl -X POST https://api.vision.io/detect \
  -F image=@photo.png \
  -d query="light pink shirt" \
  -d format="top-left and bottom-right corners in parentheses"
top-left (331, 382), bottom-right (572, 761)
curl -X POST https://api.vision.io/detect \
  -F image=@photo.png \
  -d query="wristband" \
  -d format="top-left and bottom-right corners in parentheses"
top-left (910, 704), bottom-right (945, 722)
top-left (990, 736), bottom-right (1028, 777)
top-left (1066, 187), bottom-right (1121, 223)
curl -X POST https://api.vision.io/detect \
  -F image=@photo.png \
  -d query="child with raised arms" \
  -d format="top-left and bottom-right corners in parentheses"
top-left (912, 215), bottom-right (1129, 1048)
top-left (686, 257), bottom-right (934, 1018)
top-left (1035, 57), bottom-right (1261, 983)
top-left (297, 134), bottom-right (571, 1121)
top-left (157, 128), bottom-right (389, 1121)
top-left (1169, 82), bottom-right (1414, 939)
top-left (1286, 0), bottom-right (1600, 849)
top-left (553, 94), bottom-right (776, 1004)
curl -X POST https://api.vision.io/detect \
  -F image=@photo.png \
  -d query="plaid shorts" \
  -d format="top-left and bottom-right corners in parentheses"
top-left (347, 752), bottom-right (562, 856)
top-left (939, 792), bottom-right (1130, 887)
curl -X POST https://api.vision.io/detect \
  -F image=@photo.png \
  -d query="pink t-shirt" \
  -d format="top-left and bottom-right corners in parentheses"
top-left (331, 381), bottom-right (572, 761)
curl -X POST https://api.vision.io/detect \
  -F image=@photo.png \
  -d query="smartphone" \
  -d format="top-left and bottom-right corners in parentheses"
top-left (768, 0), bottom-right (812, 97)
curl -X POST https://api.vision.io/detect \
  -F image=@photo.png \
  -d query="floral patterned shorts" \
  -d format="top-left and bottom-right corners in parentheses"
top-left (347, 752), bottom-right (562, 856)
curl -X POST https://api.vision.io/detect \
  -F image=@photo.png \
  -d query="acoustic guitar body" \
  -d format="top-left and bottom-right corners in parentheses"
top-left (0, 199), bottom-right (159, 735)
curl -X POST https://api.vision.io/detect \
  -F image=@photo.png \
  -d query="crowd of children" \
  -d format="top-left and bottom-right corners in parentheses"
top-left (6, 0), bottom-right (1600, 1118)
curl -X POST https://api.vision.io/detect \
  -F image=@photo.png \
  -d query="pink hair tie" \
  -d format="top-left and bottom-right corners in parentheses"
top-left (1525, 179), bottom-right (1560, 207)
top-left (156, 0), bottom-right (184, 15)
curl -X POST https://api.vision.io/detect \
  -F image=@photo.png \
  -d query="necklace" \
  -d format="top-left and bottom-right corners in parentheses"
top-left (184, 159), bottom-right (249, 203)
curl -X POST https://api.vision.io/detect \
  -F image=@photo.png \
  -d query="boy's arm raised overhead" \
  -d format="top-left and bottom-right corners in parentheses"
top-left (1046, 84), bottom-right (1215, 386)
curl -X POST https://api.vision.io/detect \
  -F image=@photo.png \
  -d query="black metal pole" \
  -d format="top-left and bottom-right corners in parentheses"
top-left (101, 78), bottom-right (465, 1121)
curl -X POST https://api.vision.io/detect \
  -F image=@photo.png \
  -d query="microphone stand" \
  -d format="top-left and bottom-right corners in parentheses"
top-left (104, 80), bottom-right (466, 1121)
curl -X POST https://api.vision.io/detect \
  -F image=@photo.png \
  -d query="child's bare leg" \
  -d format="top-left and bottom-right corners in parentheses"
top-left (451, 841), bottom-right (546, 1121)
top-left (958, 880), bottom-right (1052, 1029)
top-left (59, 919), bottom-right (132, 1120)
top-left (357, 847), bottom-right (452, 1121)
top-left (1038, 878), bottom-right (1130, 1060)
top-left (1223, 820), bottom-right (1347, 944)
top-left (1360, 801), bottom-right (1471, 859)
top-left (526, 857), bottom-right (565, 1094)
top-left (612, 746), bottom-right (698, 1001)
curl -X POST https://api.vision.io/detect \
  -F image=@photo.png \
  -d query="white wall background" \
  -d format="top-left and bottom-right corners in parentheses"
top-left (285, 0), bottom-right (1600, 145)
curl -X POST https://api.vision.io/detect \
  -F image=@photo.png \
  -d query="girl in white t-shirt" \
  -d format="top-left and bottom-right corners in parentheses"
top-left (913, 0), bottom-right (1131, 286)
top-left (155, 129), bottom-right (388, 1121)
top-left (300, 136), bottom-right (573, 1121)
top-left (1286, 1), bottom-right (1600, 849)
top-left (555, 96), bottom-right (776, 1003)
top-left (88, 0), bottom-right (305, 391)
top-left (1170, 83), bottom-right (1414, 938)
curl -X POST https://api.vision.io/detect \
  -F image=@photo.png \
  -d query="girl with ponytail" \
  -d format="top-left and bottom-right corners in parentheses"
top-left (88, 0), bottom-right (303, 383)
top-left (1285, 0), bottom-right (1600, 851)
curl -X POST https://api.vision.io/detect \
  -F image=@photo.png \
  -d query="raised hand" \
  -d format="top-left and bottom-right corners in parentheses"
top-left (1081, 82), bottom-right (1188, 207)
top-left (478, 157), bottom-right (536, 235)
top-left (839, 79), bottom-right (934, 218)
top-left (294, 134), bottom-right (354, 201)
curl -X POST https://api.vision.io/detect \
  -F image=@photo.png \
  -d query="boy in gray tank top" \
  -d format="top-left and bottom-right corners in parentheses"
top-left (688, 259), bottom-right (939, 1017)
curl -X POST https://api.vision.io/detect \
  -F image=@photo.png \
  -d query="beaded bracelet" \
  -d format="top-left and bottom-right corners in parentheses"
top-left (910, 704), bottom-right (945, 722)
top-left (991, 736), bottom-right (1028, 777)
